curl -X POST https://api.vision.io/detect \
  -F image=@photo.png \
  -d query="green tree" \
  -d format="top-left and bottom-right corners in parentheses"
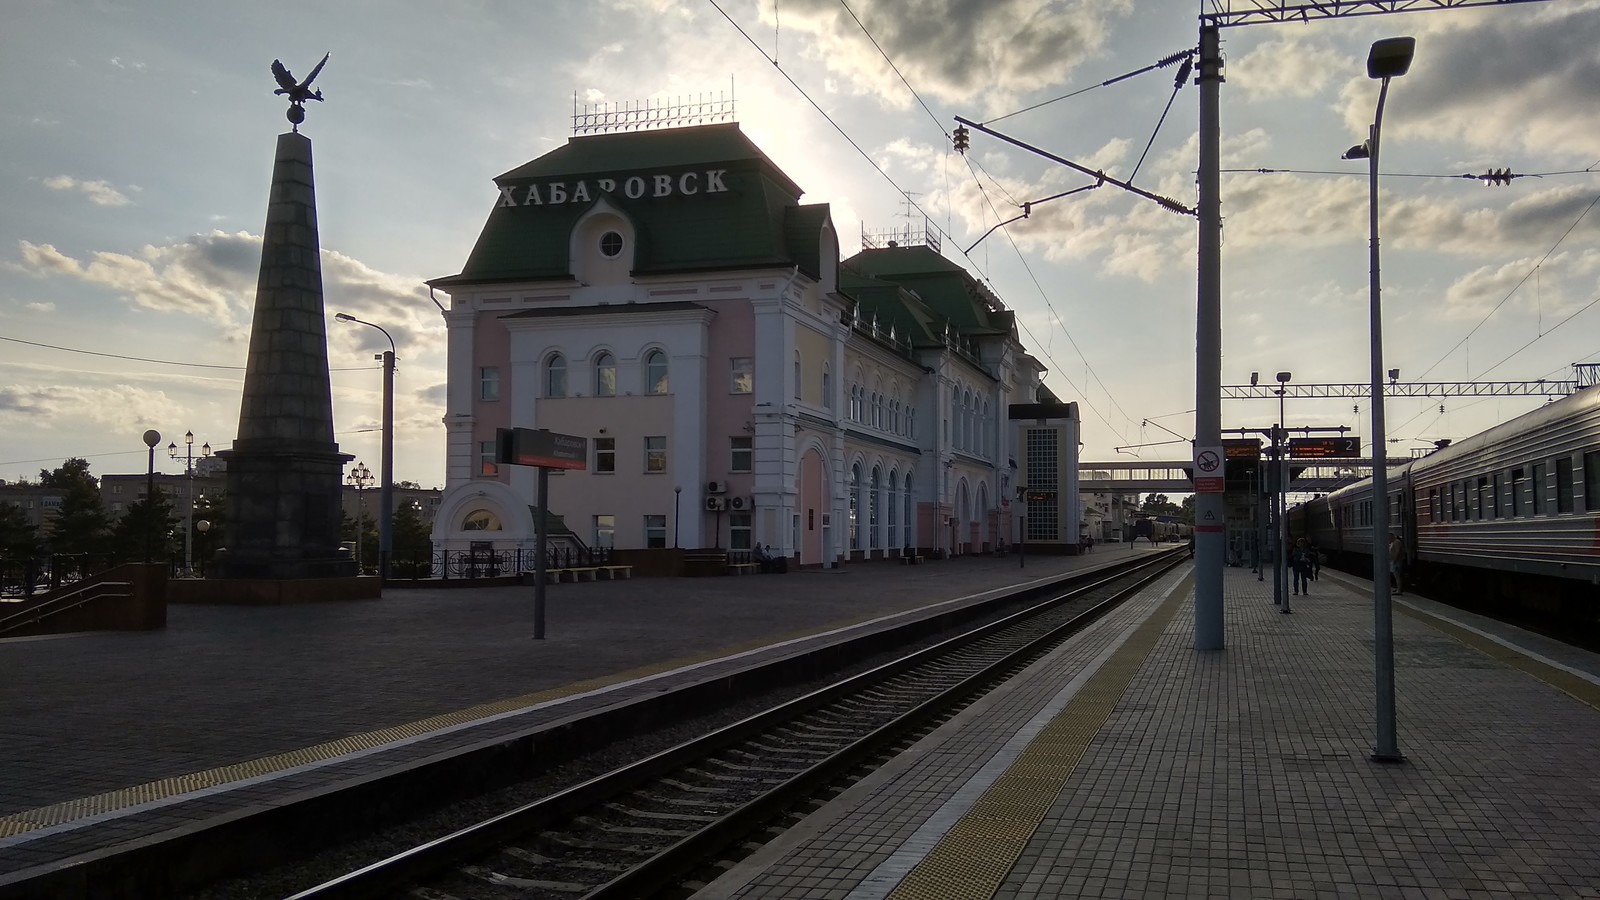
top-left (1139, 493), bottom-right (1181, 517)
top-left (1179, 495), bottom-right (1196, 525)
top-left (340, 510), bottom-right (379, 575)
top-left (391, 501), bottom-right (433, 576)
top-left (0, 502), bottom-right (40, 560)
top-left (40, 458), bottom-right (109, 557)
top-left (110, 489), bottom-right (179, 562)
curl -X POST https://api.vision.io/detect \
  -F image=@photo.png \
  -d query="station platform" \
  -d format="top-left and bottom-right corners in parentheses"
top-left (697, 565), bottom-right (1600, 899)
top-left (0, 546), bottom-right (1150, 893)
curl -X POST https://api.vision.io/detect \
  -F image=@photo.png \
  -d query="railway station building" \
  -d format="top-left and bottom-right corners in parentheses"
top-left (426, 122), bottom-right (1078, 567)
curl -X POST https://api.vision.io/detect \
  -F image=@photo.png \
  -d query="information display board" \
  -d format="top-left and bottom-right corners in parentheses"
top-left (1288, 437), bottom-right (1360, 459)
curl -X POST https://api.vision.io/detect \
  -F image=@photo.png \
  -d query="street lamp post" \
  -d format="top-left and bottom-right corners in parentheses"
top-left (195, 518), bottom-right (211, 576)
top-left (334, 313), bottom-right (396, 580)
top-left (1276, 372), bottom-right (1292, 615)
top-left (1344, 35), bottom-right (1415, 764)
top-left (142, 430), bottom-right (161, 564)
top-left (347, 461), bottom-right (373, 573)
top-left (168, 431), bottom-right (211, 576)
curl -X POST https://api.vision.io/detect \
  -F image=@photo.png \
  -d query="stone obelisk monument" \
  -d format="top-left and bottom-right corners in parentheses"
top-left (214, 55), bottom-right (355, 583)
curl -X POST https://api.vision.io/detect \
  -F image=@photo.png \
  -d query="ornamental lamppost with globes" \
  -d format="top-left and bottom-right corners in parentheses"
top-left (347, 461), bottom-right (374, 573)
top-left (1275, 371), bottom-right (1291, 615)
top-left (168, 431), bottom-right (211, 576)
top-left (142, 430), bottom-right (161, 564)
top-left (1343, 35), bottom-right (1415, 765)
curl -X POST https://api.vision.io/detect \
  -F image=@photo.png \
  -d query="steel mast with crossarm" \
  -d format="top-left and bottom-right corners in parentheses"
top-left (1190, 0), bottom-right (1552, 653)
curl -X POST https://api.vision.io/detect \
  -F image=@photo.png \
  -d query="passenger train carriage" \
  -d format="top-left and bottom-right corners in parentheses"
top-left (1291, 386), bottom-right (1600, 618)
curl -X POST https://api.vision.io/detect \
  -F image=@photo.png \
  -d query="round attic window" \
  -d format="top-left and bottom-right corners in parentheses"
top-left (462, 509), bottom-right (501, 531)
top-left (599, 231), bottom-right (624, 258)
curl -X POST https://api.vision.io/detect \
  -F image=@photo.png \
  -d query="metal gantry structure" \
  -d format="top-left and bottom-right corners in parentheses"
top-left (1222, 379), bottom-right (1577, 399)
top-left (1189, 0), bottom-right (1553, 654)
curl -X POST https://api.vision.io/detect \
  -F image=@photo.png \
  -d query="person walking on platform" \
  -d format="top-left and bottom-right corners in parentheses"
top-left (1291, 538), bottom-right (1315, 595)
top-left (1388, 533), bottom-right (1405, 595)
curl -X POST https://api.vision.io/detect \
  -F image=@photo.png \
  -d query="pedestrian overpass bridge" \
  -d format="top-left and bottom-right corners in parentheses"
top-left (1079, 459), bottom-right (1408, 495)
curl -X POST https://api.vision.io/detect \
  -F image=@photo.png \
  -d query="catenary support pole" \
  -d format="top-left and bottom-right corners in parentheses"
top-left (1193, 24), bottom-right (1225, 650)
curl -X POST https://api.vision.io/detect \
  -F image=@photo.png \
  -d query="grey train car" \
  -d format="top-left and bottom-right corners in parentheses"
top-left (1292, 386), bottom-right (1600, 619)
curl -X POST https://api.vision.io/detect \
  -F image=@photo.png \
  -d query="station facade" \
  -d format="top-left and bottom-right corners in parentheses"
top-left (426, 122), bottom-right (1078, 566)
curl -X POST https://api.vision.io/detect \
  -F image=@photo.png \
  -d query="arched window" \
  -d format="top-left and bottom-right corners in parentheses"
top-left (794, 352), bottom-right (802, 400)
top-left (963, 389), bottom-right (974, 451)
top-left (887, 469), bottom-right (899, 549)
top-left (909, 408), bottom-right (917, 440)
top-left (981, 398), bottom-right (990, 456)
top-left (462, 509), bottom-right (501, 531)
top-left (545, 354), bottom-right (567, 398)
top-left (869, 465), bottom-right (882, 549)
top-left (950, 386), bottom-right (960, 448)
top-left (595, 351), bottom-right (616, 397)
top-left (644, 349), bottom-right (668, 395)
top-left (849, 463), bottom-right (861, 551)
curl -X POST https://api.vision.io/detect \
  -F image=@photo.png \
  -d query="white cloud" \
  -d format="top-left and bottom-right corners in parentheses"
top-left (1231, 37), bottom-right (1354, 101)
top-left (750, 0), bottom-right (1133, 115)
top-left (42, 175), bottom-right (132, 207)
top-left (0, 384), bottom-right (184, 433)
top-left (24, 301), bottom-right (55, 313)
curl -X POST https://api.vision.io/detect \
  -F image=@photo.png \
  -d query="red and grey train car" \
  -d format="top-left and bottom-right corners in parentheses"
top-left (1291, 386), bottom-right (1600, 619)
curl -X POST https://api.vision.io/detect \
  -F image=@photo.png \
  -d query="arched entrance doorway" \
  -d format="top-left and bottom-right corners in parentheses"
top-left (799, 446), bottom-right (830, 567)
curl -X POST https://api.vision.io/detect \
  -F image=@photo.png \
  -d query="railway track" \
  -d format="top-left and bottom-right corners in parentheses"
top-left (288, 552), bottom-right (1186, 900)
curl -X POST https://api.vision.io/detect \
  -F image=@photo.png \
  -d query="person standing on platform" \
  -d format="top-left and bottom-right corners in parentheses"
top-left (1291, 538), bottom-right (1315, 595)
top-left (1388, 533), bottom-right (1405, 595)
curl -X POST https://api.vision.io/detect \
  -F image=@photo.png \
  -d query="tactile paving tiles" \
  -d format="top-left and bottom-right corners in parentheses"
top-left (883, 574), bottom-right (1190, 900)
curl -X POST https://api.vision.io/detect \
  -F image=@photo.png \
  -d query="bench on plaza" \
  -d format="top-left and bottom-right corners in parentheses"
top-left (726, 562), bottom-right (760, 575)
top-left (598, 565), bottom-right (633, 580)
top-left (898, 554), bottom-right (925, 565)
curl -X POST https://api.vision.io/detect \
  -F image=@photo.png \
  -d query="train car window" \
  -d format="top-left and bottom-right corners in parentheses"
top-left (1475, 477), bottom-right (1489, 520)
top-left (1556, 456), bottom-right (1574, 513)
top-left (1532, 462), bottom-right (1546, 515)
top-left (1510, 469), bottom-right (1524, 517)
top-left (1429, 489), bottom-right (1439, 523)
top-left (1491, 474), bottom-right (1501, 519)
top-left (1585, 450), bottom-right (1600, 512)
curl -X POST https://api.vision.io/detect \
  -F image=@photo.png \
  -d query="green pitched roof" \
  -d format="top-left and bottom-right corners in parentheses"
top-left (431, 123), bottom-right (827, 287)
top-left (843, 246), bottom-right (1013, 336)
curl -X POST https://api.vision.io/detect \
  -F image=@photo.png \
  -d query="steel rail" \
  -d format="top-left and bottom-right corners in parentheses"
top-left (289, 549), bottom-right (1188, 900)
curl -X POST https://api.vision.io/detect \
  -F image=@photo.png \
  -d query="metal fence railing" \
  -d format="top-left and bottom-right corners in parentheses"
top-left (389, 546), bottom-right (616, 581)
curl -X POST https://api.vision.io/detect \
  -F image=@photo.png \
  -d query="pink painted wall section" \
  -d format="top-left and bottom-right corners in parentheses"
top-left (702, 298), bottom-right (756, 495)
top-left (474, 309), bottom-right (512, 480)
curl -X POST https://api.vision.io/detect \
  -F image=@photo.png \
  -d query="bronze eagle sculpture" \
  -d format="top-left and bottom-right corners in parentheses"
top-left (271, 53), bottom-right (329, 129)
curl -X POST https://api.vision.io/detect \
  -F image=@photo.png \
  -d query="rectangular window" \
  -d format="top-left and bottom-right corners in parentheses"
top-left (593, 514), bottom-right (615, 549)
top-left (729, 511), bottom-right (753, 550)
top-left (479, 366), bottom-right (500, 401)
top-left (595, 437), bottom-right (615, 474)
top-left (1475, 478), bottom-right (1488, 520)
top-left (1510, 468), bottom-right (1524, 517)
top-left (1556, 456), bottom-right (1574, 513)
top-left (644, 514), bottom-right (667, 549)
top-left (479, 440), bottom-right (498, 477)
top-left (1532, 462), bottom-right (1546, 514)
top-left (729, 357), bottom-right (753, 394)
top-left (644, 436), bottom-right (667, 473)
top-left (730, 436), bottom-right (753, 472)
top-left (1490, 474), bottom-right (1501, 519)
top-left (1585, 450), bottom-right (1600, 512)
top-left (1429, 489), bottom-right (1439, 523)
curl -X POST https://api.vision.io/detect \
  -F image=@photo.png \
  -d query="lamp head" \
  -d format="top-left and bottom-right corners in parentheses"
top-left (1341, 143), bottom-right (1371, 161)
top-left (186, 431), bottom-right (194, 445)
top-left (1275, 371), bottom-right (1292, 384)
top-left (1366, 36), bottom-right (1415, 80)
top-left (1249, 372), bottom-right (1259, 386)
top-left (334, 313), bottom-right (356, 322)
top-left (143, 429), bottom-right (161, 448)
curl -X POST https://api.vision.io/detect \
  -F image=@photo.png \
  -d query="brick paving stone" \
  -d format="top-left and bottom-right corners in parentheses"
top-left (0, 550), bottom-right (1145, 879)
top-left (696, 565), bottom-right (1600, 900)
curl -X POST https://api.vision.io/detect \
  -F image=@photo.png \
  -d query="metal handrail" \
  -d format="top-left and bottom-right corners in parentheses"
top-left (0, 580), bottom-right (133, 635)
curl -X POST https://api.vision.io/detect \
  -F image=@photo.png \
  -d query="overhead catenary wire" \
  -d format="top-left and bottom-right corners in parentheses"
top-left (0, 334), bottom-right (375, 372)
top-left (983, 50), bottom-right (1194, 127)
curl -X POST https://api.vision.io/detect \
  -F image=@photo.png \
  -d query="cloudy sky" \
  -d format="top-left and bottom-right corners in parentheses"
top-left (3, 0), bottom-right (1597, 488)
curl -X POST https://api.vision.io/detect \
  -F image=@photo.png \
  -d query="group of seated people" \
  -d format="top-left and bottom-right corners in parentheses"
top-left (751, 543), bottom-right (786, 573)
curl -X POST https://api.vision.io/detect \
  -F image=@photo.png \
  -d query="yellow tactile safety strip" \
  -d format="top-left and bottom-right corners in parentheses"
top-left (885, 572), bottom-right (1192, 900)
top-left (1398, 605), bottom-right (1600, 711)
top-left (0, 597), bottom-right (1017, 840)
